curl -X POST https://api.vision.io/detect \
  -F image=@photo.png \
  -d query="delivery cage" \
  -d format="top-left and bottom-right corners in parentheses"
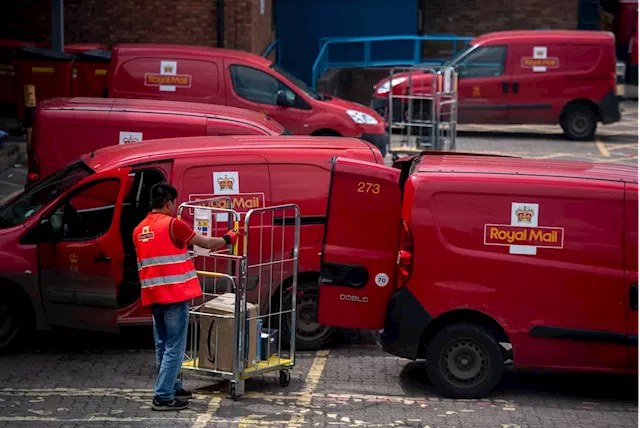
top-left (176, 196), bottom-right (300, 400)
top-left (387, 65), bottom-right (458, 161)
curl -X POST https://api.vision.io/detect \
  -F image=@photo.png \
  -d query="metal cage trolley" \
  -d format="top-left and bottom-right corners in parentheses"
top-left (176, 197), bottom-right (301, 399)
top-left (387, 65), bottom-right (458, 162)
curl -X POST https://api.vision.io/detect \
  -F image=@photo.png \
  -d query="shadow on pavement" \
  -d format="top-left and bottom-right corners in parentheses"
top-left (397, 361), bottom-right (638, 402)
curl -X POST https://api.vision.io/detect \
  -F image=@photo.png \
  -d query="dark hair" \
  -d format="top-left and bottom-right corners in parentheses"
top-left (150, 182), bottom-right (178, 209)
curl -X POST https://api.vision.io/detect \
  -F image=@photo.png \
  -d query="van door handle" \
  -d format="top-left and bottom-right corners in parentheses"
top-left (630, 283), bottom-right (638, 310)
top-left (502, 81), bottom-right (509, 93)
top-left (512, 81), bottom-right (519, 93)
top-left (93, 255), bottom-right (111, 263)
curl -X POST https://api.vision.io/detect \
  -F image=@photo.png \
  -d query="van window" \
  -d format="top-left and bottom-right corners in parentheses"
top-left (0, 161), bottom-right (93, 228)
top-left (49, 179), bottom-right (121, 241)
top-left (230, 65), bottom-right (292, 105)
top-left (457, 46), bottom-right (507, 78)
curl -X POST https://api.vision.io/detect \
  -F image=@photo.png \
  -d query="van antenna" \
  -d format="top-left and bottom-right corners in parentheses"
top-left (90, 148), bottom-right (96, 158)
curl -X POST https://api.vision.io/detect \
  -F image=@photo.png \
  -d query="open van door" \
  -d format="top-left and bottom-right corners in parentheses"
top-left (317, 157), bottom-right (402, 330)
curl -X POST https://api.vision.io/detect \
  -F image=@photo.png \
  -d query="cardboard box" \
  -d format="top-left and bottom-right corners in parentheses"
top-left (196, 293), bottom-right (258, 372)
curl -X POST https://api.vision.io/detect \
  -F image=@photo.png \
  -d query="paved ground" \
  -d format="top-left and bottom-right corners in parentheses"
top-left (0, 328), bottom-right (637, 428)
top-left (0, 102), bottom-right (638, 427)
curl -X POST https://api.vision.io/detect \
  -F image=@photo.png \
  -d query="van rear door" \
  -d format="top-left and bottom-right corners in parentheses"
top-left (36, 167), bottom-right (131, 332)
top-left (318, 157), bottom-right (402, 329)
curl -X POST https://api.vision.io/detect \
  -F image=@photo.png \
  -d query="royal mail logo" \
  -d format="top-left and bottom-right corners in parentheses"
top-left (521, 46), bottom-right (559, 72)
top-left (189, 193), bottom-right (264, 212)
top-left (69, 253), bottom-right (79, 264)
top-left (119, 131), bottom-right (143, 145)
top-left (217, 175), bottom-right (235, 191)
top-left (138, 225), bottom-right (155, 242)
top-left (484, 202), bottom-right (564, 255)
top-left (144, 74), bottom-right (192, 87)
top-left (484, 225), bottom-right (564, 248)
top-left (144, 60), bottom-right (192, 92)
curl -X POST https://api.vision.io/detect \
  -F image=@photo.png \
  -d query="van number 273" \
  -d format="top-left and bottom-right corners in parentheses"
top-left (357, 182), bottom-right (380, 194)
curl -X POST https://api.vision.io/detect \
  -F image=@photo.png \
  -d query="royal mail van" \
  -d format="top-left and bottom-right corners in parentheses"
top-left (0, 136), bottom-right (383, 352)
top-left (104, 44), bottom-right (389, 155)
top-left (27, 97), bottom-right (290, 187)
top-left (372, 30), bottom-right (621, 141)
top-left (317, 152), bottom-right (638, 398)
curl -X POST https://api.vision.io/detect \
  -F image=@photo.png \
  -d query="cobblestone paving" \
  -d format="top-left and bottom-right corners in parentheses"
top-left (0, 328), bottom-right (637, 427)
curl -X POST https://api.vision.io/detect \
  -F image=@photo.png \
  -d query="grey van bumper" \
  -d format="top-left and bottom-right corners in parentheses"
top-left (361, 133), bottom-right (389, 157)
top-left (599, 91), bottom-right (621, 125)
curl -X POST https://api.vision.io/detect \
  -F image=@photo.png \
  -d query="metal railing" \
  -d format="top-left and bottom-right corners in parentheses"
top-left (311, 34), bottom-right (473, 90)
top-left (262, 39), bottom-right (282, 64)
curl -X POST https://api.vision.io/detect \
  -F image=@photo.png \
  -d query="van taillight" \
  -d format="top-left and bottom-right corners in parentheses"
top-left (395, 220), bottom-right (414, 289)
top-left (26, 150), bottom-right (40, 187)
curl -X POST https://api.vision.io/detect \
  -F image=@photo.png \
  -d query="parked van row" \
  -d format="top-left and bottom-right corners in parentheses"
top-left (5, 41), bottom-right (389, 155)
top-left (371, 30), bottom-right (622, 141)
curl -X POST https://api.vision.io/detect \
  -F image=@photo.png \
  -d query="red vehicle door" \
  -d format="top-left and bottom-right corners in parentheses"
top-left (317, 157), bottom-right (401, 329)
top-left (625, 182), bottom-right (638, 369)
top-left (224, 62), bottom-right (303, 134)
top-left (37, 168), bottom-right (130, 331)
top-left (456, 45), bottom-right (510, 124)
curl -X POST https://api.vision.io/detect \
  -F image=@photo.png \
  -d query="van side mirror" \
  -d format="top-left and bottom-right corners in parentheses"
top-left (276, 90), bottom-right (295, 108)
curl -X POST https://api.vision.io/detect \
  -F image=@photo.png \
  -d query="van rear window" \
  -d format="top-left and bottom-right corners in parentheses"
top-left (0, 161), bottom-right (93, 228)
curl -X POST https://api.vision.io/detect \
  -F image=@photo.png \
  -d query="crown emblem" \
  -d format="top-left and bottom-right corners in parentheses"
top-left (217, 175), bottom-right (234, 190)
top-left (535, 49), bottom-right (544, 56)
top-left (516, 206), bottom-right (534, 223)
top-left (163, 64), bottom-right (174, 73)
top-left (70, 253), bottom-right (79, 264)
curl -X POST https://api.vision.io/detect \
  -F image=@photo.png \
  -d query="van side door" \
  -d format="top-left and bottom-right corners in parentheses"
top-left (456, 45), bottom-right (510, 124)
top-left (224, 61), bottom-right (304, 133)
top-left (35, 168), bottom-right (131, 332)
top-left (625, 182), bottom-right (638, 369)
top-left (318, 157), bottom-right (402, 329)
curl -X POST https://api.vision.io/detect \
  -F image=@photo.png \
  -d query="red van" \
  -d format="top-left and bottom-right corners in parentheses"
top-left (0, 136), bottom-right (383, 352)
top-left (318, 152), bottom-right (638, 398)
top-left (372, 30), bottom-right (621, 141)
top-left (104, 44), bottom-right (389, 155)
top-left (27, 97), bottom-right (290, 186)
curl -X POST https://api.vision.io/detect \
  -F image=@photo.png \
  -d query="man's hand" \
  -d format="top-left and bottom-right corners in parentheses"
top-left (223, 230), bottom-right (238, 245)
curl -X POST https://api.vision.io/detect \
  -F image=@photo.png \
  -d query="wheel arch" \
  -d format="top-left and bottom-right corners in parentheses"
top-left (310, 128), bottom-right (342, 137)
top-left (559, 98), bottom-right (602, 123)
top-left (418, 309), bottom-right (511, 359)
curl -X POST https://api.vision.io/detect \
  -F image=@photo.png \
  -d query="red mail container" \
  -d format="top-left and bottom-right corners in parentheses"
top-left (14, 46), bottom-right (74, 121)
top-left (71, 49), bottom-right (112, 97)
top-left (0, 39), bottom-right (46, 117)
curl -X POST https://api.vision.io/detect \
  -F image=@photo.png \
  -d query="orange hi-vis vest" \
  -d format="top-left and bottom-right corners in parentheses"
top-left (133, 213), bottom-right (202, 306)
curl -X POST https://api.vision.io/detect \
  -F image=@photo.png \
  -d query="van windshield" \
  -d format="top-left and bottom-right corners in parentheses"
top-left (0, 161), bottom-right (94, 229)
top-left (270, 64), bottom-right (323, 101)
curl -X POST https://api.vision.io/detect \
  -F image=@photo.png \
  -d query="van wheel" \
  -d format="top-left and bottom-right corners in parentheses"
top-left (561, 105), bottom-right (597, 141)
top-left (426, 323), bottom-right (504, 399)
top-left (278, 284), bottom-right (336, 350)
top-left (0, 290), bottom-right (31, 354)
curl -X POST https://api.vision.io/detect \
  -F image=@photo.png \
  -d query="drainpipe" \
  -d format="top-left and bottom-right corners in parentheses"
top-left (51, 0), bottom-right (64, 52)
top-left (217, 0), bottom-right (224, 48)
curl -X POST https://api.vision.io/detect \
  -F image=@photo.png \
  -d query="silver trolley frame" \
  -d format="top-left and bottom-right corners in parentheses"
top-left (176, 197), bottom-right (300, 400)
top-left (387, 65), bottom-right (458, 161)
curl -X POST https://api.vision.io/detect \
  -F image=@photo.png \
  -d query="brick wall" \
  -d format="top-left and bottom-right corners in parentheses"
top-left (0, 0), bottom-right (274, 55)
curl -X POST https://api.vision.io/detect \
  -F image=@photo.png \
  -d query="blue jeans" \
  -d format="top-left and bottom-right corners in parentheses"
top-left (151, 301), bottom-right (189, 401)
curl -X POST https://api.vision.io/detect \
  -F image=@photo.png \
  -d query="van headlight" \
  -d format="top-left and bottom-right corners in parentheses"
top-left (376, 77), bottom-right (407, 95)
top-left (346, 109), bottom-right (379, 125)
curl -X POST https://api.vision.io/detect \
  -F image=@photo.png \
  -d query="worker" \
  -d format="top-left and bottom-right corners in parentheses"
top-left (133, 182), bottom-right (237, 411)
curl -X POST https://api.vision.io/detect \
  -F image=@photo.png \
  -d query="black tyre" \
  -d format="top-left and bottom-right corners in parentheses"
top-left (279, 369), bottom-right (291, 387)
top-left (0, 289), bottom-right (31, 354)
top-left (561, 105), bottom-right (597, 141)
top-left (426, 323), bottom-right (504, 399)
top-left (277, 283), bottom-right (336, 351)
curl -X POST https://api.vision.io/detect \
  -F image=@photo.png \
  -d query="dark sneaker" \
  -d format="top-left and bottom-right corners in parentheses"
top-left (175, 388), bottom-right (193, 399)
top-left (151, 397), bottom-right (188, 411)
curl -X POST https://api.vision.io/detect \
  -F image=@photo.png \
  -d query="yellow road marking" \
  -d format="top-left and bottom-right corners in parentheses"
top-left (289, 349), bottom-right (330, 427)
top-left (191, 396), bottom-right (221, 428)
top-left (596, 140), bottom-right (611, 157)
top-left (606, 143), bottom-right (639, 151)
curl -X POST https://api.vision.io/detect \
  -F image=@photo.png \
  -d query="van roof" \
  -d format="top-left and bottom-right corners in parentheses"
top-left (38, 97), bottom-right (284, 132)
top-left (472, 30), bottom-right (615, 46)
top-left (416, 154), bottom-right (638, 184)
top-left (82, 136), bottom-right (376, 171)
top-left (112, 43), bottom-right (272, 68)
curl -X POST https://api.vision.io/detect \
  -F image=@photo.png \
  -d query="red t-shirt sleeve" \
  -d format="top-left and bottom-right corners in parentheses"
top-left (170, 218), bottom-right (197, 249)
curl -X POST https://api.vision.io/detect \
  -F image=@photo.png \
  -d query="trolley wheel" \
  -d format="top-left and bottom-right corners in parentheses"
top-left (279, 369), bottom-right (291, 387)
top-left (229, 382), bottom-right (240, 401)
